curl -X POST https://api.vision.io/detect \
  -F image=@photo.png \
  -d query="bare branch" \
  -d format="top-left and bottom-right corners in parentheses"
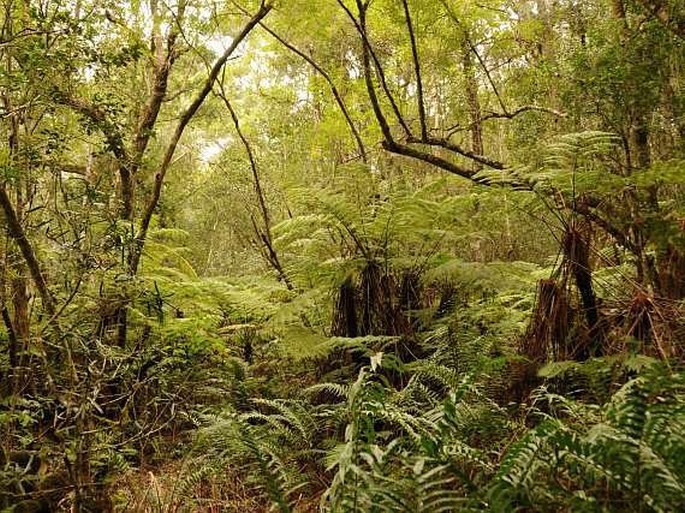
top-left (0, 184), bottom-right (55, 315)
top-left (130, 2), bottom-right (273, 274)
top-left (440, 0), bottom-right (508, 114)
top-left (482, 105), bottom-right (566, 122)
top-left (338, 0), bottom-right (509, 181)
top-left (407, 135), bottom-right (505, 169)
top-left (250, 16), bottom-right (367, 162)
top-left (382, 140), bottom-right (481, 181)
top-left (214, 82), bottom-right (293, 289)
top-left (338, 0), bottom-right (412, 138)
top-left (443, 105), bottom-right (566, 139)
top-left (401, 0), bottom-right (428, 140)
top-left (352, 1), bottom-right (395, 150)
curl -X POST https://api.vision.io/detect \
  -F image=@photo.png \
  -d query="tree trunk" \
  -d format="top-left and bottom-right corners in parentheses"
top-left (461, 30), bottom-right (483, 171)
top-left (630, 117), bottom-right (651, 170)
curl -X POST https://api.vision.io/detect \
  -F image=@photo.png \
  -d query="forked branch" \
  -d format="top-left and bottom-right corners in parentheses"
top-left (130, 2), bottom-right (273, 274)
top-left (338, 0), bottom-right (567, 182)
top-left (231, 3), bottom-right (367, 162)
top-left (401, 0), bottom-right (427, 140)
top-left (338, 0), bottom-right (501, 182)
top-left (214, 80), bottom-right (293, 289)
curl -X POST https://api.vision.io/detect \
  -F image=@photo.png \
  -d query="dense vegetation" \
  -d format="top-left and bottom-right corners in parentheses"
top-left (0, 0), bottom-right (684, 511)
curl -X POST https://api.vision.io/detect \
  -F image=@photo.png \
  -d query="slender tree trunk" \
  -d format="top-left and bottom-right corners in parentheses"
top-left (8, 191), bottom-right (35, 394)
top-left (4, 95), bottom-right (31, 353)
top-left (129, 3), bottom-right (272, 277)
top-left (1, 70), bottom-right (50, 392)
top-left (111, 0), bottom-right (187, 347)
top-left (216, 86), bottom-right (293, 290)
top-left (460, 30), bottom-right (483, 170)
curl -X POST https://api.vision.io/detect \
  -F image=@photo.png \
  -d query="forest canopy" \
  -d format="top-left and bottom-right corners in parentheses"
top-left (0, 0), bottom-right (684, 511)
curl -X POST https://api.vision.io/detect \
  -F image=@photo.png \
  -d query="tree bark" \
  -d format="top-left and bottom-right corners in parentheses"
top-left (460, 29), bottom-right (484, 171)
top-left (216, 85), bottom-right (293, 290)
top-left (0, 184), bottom-right (55, 316)
top-left (129, 2), bottom-right (273, 276)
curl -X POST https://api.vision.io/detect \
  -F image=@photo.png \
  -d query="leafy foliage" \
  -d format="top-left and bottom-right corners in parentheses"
top-left (0, 0), bottom-right (683, 511)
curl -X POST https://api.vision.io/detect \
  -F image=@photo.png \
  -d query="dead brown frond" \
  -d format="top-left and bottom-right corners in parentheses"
top-left (658, 244), bottom-right (685, 299)
top-left (398, 269), bottom-right (422, 334)
top-left (359, 261), bottom-right (418, 338)
top-left (512, 278), bottom-right (572, 402)
top-left (626, 290), bottom-right (655, 348)
top-left (618, 289), bottom-right (685, 361)
top-left (522, 278), bottom-right (571, 364)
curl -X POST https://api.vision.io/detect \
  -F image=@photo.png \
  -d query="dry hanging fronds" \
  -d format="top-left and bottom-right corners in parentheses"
top-left (622, 290), bottom-right (685, 360)
top-left (658, 245), bottom-right (685, 299)
top-left (626, 290), bottom-right (655, 348)
top-left (522, 278), bottom-right (572, 363)
top-left (397, 269), bottom-right (422, 335)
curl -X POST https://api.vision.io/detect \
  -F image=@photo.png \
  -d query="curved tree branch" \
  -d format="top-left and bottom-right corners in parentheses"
top-left (407, 135), bottom-right (505, 169)
top-left (336, 0), bottom-right (509, 181)
top-left (401, 0), bottom-right (427, 141)
top-left (251, 18), bottom-right (367, 162)
top-left (214, 81), bottom-right (293, 289)
top-left (0, 184), bottom-right (55, 315)
top-left (338, 0), bottom-right (412, 138)
top-left (54, 93), bottom-right (134, 219)
top-left (130, 2), bottom-right (273, 275)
